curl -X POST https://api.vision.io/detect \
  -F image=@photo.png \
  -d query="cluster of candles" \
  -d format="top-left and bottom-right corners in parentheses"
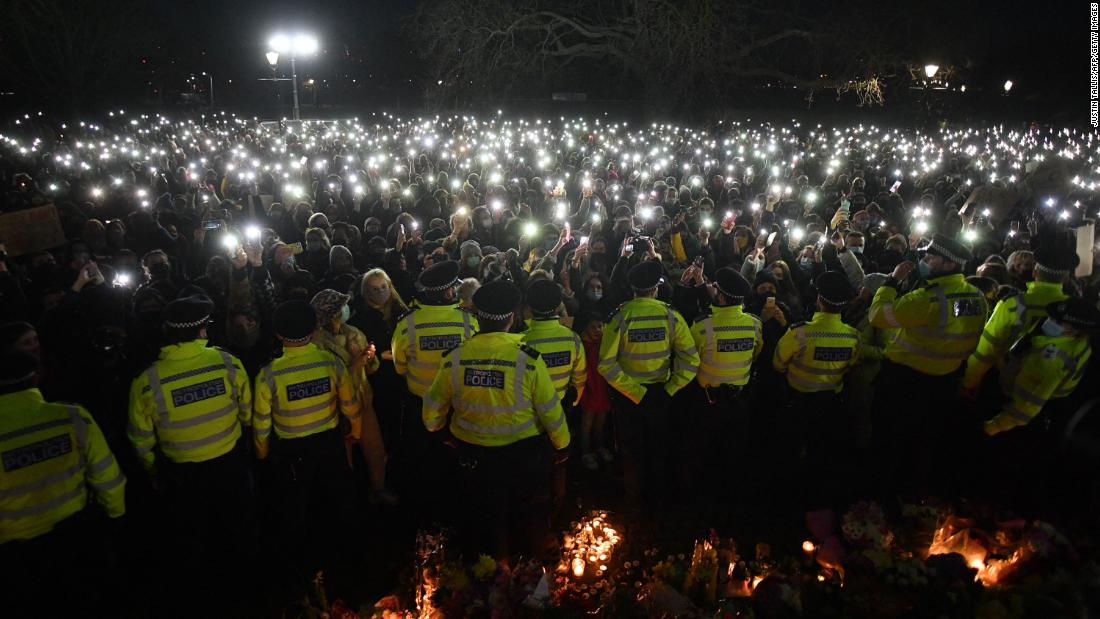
top-left (558, 511), bottom-right (621, 580)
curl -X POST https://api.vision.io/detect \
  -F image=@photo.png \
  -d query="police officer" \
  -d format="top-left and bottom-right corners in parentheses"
top-left (253, 300), bottom-right (360, 568)
top-left (983, 298), bottom-right (1096, 436)
top-left (869, 234), bottom-right (987, 495)
top-left (685, 268), bottom-right (760, 493)
top-left (390, 260), bottom-right (478, 498)
top-left (773, 271), bottom-right (861, 506)
top-left (1, 352), bottom-right (126, 615)
top-left (423, 280), bottom-right (569, 559)
top-left (598, 260), bottom-right (699, 508)
top-left (961, 242), bottom-right (1076, 396)
top-left (522, 279), bottom-right (586, 508)
top-left (127, 293), bottom-right (253, 589)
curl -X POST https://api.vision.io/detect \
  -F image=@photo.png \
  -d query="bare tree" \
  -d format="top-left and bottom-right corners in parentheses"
top-left (0, 0), bottom-right (146, 109)
top-left (406, 0), bottom-right (893, 110)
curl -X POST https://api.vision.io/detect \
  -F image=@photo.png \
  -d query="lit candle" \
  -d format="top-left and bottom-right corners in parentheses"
top-left (571, 558), bottom-right (585, 578)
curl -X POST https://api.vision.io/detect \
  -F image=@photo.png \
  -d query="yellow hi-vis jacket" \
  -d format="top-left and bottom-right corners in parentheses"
top-left (598, 297), bottom-right (700, 404)
top-left (128, 340), bottom-right (251, 472)
top-left (1, 389), bottom-right (125, 544)
top-left (253, 343), bottom-right (360, 458)
top-left (422, 332), bottom-right (570, 450)
top-left (984, 333), bottom-right (1091, 435)
top-left (391, 303), bottom-right (478, 398)
top-left (961, 281), bottom-right (1068, 389)
top-left (522, 318), bottom-right (586, 403)
top-left (691, 304), bottom-right (763, 387)
top-left (869, 273), bottom-right (987, 376)
top-left (773, 312), bottom-right (862, 393)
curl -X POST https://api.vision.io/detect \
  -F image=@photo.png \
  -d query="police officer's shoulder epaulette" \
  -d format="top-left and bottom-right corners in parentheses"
top-left (789, 320), bottom-right (807, 329)
top-left (918, 281), bottom-right (940, 291)
top-left (519, 344), bottom-right (541, 360)
top-left (697, 308), bottom-right (713, 319)
top-left (441, 345), bottom-right (459, 358)
top-left (605, 304), bottom-right (625, 322)
top-left (396, 307), bottom-right (417, 322)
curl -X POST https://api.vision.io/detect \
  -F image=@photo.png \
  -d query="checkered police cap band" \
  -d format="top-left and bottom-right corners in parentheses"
top-left (927, 241), bottom-right (966, 264)
top-left (715, 283), bottom-right (743, 301)
top-left (165, 315), bottom-right (211, 329)
top-left (280, 334), bottom-right (311, 344)
top-left (630, 277), bottom-right (664, 292)
top-left (422, 278), bottom-right (460, 292)
top-left (476, 309), bottom-right (513, 321)
top-left (1036, 263), bottom-right (1071, 277)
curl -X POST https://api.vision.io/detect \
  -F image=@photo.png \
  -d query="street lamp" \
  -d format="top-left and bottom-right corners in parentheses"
top-left (268, 32), bottom-right (319, 120)
top-left (923, 64), bottom-right (939, 79)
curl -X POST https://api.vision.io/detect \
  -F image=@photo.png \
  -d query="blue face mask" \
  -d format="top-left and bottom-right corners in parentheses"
top-left (466, 256), bottom-right (480, 268)
top-left (340, 305), bottom-right (350, 323)
top-left (849, 246), bottom-right (864, 255)
top-left (1041, 318), bottom-right (1064, 337)
top-left (799, 257), bottom-right (814, 271)
top-left (918, 259), bottom-right (932, 278)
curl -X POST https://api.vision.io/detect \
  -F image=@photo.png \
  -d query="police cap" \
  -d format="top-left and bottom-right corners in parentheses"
top-left (918, 233), bottom-right (972, 265)
top-left (274, 300), bottom-right (317, 343)
top-left (1048, 298), bottom-right (1100, 331)
top-left (714, 267), bottom-right (751, 301)
top-left (418, 260), bottom-right (461, 292)
top-left (526, 279), bottom-right (562, 315)
top-left (1034, 242), bottom-right (1079, 277)
top-left (163, 294), bottom-right (214, 329)
top-left (628, 260), bottom-right (664, 291)
top-left (816, 271), bottom-right (857, 306)
top-left (473, 279), bottom-right (522, 320)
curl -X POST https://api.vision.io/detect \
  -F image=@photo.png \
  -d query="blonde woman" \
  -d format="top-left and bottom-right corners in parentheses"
top-left (347, 269), bottom-right (410, 496)
top-left (310, 289), bottom-right (397, 506)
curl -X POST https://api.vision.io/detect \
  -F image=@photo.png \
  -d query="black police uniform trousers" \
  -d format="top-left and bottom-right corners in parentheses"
top-left (270, 428), bottom-right (355, 572)
top-left (2, 511), bottom-right (114, 617)
top-left (398, 390), bottom-right (457, 521)
top-left (677, 381), bottom-right (749, 500)
top-left (159, 438), bottom-right (255, 593)
top-left (872, 360), bottom-right (970, 501)
top-left (453, 435), bottom-right (552, 561)
top-left (784, 388), bottom-right (851, 510)
top-left (609, 383), bottom-right (671, 510)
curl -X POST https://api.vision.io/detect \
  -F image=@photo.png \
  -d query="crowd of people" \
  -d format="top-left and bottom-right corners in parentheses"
top-left (1, 111), bottom-right (1099, 614)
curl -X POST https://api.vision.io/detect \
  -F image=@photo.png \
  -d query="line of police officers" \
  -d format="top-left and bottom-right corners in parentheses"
top-left (3, 233), bottom-right (1099, 597)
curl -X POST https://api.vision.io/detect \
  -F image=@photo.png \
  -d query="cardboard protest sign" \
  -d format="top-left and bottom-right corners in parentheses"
top-left (0, 204), bottom-right (67, 257)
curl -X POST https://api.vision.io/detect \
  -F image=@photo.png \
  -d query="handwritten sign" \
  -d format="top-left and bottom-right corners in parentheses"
top-left (0, 204), bottom-right (67, 257)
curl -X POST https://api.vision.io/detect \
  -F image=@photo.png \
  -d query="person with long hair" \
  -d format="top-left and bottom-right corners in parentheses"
top-left (310, 289), bottom-right (397, 506)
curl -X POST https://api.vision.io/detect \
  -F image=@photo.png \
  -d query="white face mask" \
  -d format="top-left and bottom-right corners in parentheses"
top-left (1041, 318), bottom-right (1065, 337)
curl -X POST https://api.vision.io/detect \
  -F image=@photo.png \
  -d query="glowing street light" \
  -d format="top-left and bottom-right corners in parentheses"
top-left (1003, 80), bottom-right (1014, 94)
top-left (268, 33), bottom-right (319, 120)
top-left (923, 64), bottom-right (939, 79)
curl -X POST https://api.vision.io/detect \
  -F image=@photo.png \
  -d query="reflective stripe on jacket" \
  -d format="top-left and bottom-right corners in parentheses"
top-left (986, 334), bottom-right (1091, 434)
top-left (522, 319), bottom-right (586, 402)
top-left (869, 273), bottom-right (987, 376)
top-left (253, 343), bottom-right (360, 455)
top-left (422, 332), bottom-right (570, 449)
top-left (598, 297), bottom-right (700, 404)
top-left (691, 304), bottom-right (762, 387)
top-left (962, 281), bottom-right (1067, 388)
top-left (773, 312), bottom-right (861, 393)
top-left (391, 304), bottom-right (477, 397)
top-left (1, 389), bottom-right (125, 543)
top-left (128, 340), bottom-right (251, 470)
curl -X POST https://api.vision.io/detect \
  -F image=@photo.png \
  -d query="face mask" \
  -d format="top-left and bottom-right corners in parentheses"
top-left (466, 256), bottom-right (481, 268)
top-left (587, 290), bottom-right (603, 301)
top-left (918, 259), bottom-right (932, 278)
top-left (1041, 318), bottom-right (1064, 337)
top-left (799, 257), bottom-right (814, 271)
top-left (367, 287), bottom-right (390, 305)
top-left (849, 246), bottom-right (864, 255)
top-left (340, 305), bottom-right (351, 323)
